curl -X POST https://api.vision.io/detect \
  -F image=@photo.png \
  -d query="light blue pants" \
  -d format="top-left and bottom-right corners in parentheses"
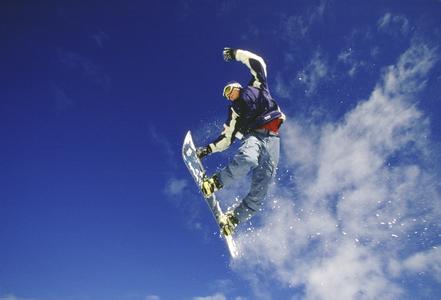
top-left (218, 132), bottom-right (280, 224)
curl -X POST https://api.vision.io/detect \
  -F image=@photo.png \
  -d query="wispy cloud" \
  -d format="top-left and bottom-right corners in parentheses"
top-left (233, 41), bottom-right (440, 299)
top-left (0, 295), bottom-right (34, 300)
top-left (149, 125), bottom-right (175, 168)
top-left (274, 50), bottom-right (329, 99)
top-left (57, 48), bottom-right (111, 90)
top-left (164, 177), bottom-right (188, 197)
top-left (152, 127), bottom-right (190, 199)
top-left (298, 51), bottom-right (328, 96)
top-left (50, 82), bottom-right (74, 113)
top-left (274, 73), bottom-right (292, 99)
top-left (178, 0), bottom-right (239, 20)
top-left (281, 0), bottom-right (328, 40)
top-left (217, 0), bottom-right (239, 16)
top-left (338, 47), bottom-right (366, 77)
top-left (193, 293), bottom-right (227, 300)
top-left (91, 30), bottom-right (109, 48)
top-left (145, 295), bottom-right (161, 300)
top-left (143, 293), bottom-right (246, 300)
top-left (378, 13), bottom-right (410, 36)
top-left (383, 42), bottom-right (436, 96)
top-left (402, 247), bottom-right (441, 283)
top-left (158, 129), bottom-right (208, 232)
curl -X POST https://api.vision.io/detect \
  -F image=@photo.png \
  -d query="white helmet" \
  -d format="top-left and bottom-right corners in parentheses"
top-left (223, 82), bottom-right (242, 98)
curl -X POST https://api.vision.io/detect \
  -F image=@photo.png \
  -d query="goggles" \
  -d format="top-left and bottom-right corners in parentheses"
top-left (223, 82), bottom-right (242, 98)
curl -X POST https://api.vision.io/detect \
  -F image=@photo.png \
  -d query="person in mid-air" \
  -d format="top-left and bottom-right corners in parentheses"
top-left (197, 47), bottom-right (285, 236)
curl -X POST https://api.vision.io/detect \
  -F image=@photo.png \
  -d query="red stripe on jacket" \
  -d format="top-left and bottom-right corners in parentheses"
top-left (259, 118), bottom-right (282, 133)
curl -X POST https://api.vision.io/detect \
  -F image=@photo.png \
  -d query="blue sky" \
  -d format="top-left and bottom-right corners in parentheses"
top-left (1, 1), bottom-right (441, 299)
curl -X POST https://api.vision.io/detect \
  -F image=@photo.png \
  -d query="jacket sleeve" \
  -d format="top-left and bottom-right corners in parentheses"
top-left (208, 107), bottom-right (241, 153)
top-left (235, 49), bottom-right (268, 90)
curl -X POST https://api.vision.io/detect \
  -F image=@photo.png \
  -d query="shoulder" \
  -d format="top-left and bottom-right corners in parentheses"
top-left (240, 86), bottom-right (261, 101)
top-left (241, 86), bottom-right (258, 96)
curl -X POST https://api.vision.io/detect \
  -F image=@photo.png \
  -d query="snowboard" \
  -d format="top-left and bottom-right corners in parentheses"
top-left (182, 131), bottom-right (239, 258)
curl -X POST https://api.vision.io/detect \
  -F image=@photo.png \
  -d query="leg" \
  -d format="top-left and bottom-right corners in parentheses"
top-left (233, 136), bottom-right (280, 223)
top-left (218, 135), bottom-right (261, 188)
top-left (201, 136), bottom-right (260, 198)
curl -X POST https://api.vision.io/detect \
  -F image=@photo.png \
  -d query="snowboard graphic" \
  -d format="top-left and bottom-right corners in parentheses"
top-left (182, 131), bottom-right (238, 258)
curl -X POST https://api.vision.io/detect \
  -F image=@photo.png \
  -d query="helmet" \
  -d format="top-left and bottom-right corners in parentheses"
top-left (223, 82), bottom-right (242, 98)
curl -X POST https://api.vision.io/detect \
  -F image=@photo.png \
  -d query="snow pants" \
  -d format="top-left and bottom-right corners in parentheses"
top-left (218, 131), bottom-right (280, 224)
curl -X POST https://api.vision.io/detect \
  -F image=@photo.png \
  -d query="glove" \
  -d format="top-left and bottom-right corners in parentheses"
top-left (223, 47), bottom-right (236, 62)
top-left (196, 146), bottom-right (212, 159)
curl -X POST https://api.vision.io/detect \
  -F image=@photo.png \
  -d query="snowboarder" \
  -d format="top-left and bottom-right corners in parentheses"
top-left (197, 47), bottom-right (285, 236)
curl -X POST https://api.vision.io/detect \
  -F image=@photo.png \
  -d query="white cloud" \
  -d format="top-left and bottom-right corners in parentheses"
top-left (91, 30), bottom-right (109, 48)
top-left (274, 73), bottom-right (292, 99)
top-left (402, 247), bottom-right (441, 282)
top-left (193, 293), bottom-right (227, 300)
top-left (57, 48), bottom-right (111, 90)
top-left (232, 41), bottom-right (440, 299)
top-left (280, 0), bottom-right (328, 40)
top-left (149, 125), bottom-right (175, 168)
top-left (338, 48), bottom-right (365, 77)
top-left (298, 51), bottom-right (328, 95)
top-left (192, 287), bottom-right (247, 300)
top-left (164, 177), bottom-right (188, 196)
top-left (378, 13), bottom-right (410, 35)
top-left (209, 279), bottom-right (235, 294)
top-left (0, 295), bottom-right (33, 300)
top-left (383, 43), bottom-right (436, 96)
top-left (305, 241), bottom-right (403, 300)
top-left (145, 296), bottom-right (160, 300)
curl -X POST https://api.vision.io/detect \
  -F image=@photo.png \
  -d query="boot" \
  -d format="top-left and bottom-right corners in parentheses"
top-left (201, 174), bottom-right (223, 198)
top-left (219, 211), bottom-right (239, 236)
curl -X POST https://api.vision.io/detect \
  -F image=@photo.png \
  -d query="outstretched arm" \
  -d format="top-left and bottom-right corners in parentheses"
top-left (224, 48), bottom-right (268, 90)
top-left (197, 106), bottom-right (241, 159)
top-left (208, 107), bottom-right (240, 153)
